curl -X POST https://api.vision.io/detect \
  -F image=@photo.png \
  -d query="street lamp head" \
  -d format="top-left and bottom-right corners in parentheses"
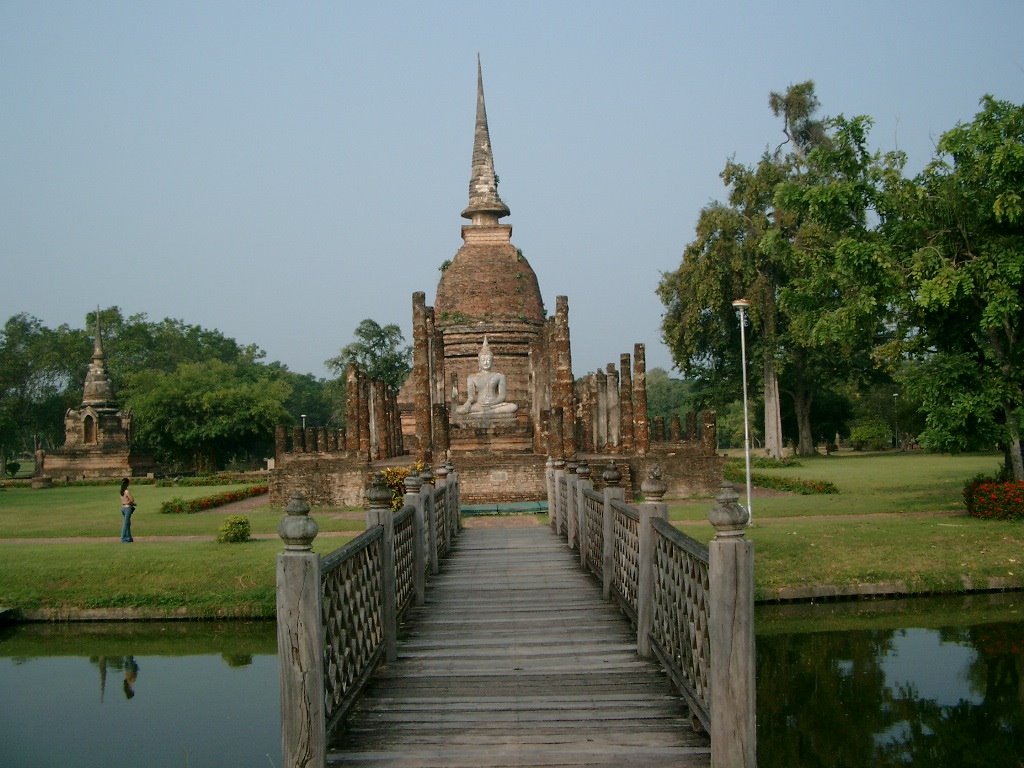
top-left (731, 298), bottom-right (751, 310)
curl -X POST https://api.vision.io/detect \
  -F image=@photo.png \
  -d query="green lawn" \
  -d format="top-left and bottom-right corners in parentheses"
top-left (0, 483), bottom-right (361, 617)
top-left (671, 451), bottom-right (1022, 600)
top-left (1, 453), bottom-right (1021, 616)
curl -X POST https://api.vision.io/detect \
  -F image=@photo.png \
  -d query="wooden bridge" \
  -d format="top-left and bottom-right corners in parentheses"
top-left (275, 462), bottom-right (755, 768)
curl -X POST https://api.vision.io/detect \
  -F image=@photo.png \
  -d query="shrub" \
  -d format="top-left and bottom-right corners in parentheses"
top-left (964, 477), bottom-right (1024, 520)
top-left (5, 462), bottom-right (21, 477)
top-left (217, 515), bottom-right (251, 543)
top-left (159, 484), bottom-right (268, 514)
top-left (724, 460), bottom-right (838, 495)
top-left (849, 419), bottom-right (892, 451)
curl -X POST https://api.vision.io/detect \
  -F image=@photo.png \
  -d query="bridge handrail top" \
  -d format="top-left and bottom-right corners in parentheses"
top-left (652, 515), bottom-right (709, 563)
top-left (610, 497), bottom-right (639, 522)
top-left (320, 525), bottom-right (384, 575)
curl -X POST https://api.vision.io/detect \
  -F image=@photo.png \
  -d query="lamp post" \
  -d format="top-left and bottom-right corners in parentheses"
top-left (301, 414), bottom-right (307, 430)
top-left (893, 393), bottom-right (899, 451)
top-left (732, 298), bottom-right (753, 523)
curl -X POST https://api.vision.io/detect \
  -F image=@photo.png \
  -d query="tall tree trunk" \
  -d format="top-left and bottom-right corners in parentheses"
top-left (1004, 404), bottom-right (1024, 481)
top-left (763, 356), bottom-right (784, 459)
top-left (792, 387), bottom-right (815, 456)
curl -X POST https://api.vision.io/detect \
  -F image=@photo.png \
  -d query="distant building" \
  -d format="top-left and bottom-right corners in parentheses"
top-left (40, 316), bottom-right (154, 480)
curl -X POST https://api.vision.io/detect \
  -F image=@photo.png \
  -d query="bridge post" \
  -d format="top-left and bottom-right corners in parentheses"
top-left (708, 482), bottom-right (756, 768)
top-left (576, 461), bottom-right (592, 570)
top-left (446, 460), bottom-right (461, 532)
top-left (276, 491), bottom-right (326, 768)
top-left (601, 462), bottom-right (623, 600)
top-left (637, 466), bottom-right (668, 658)
top-left (421, 468), bottom-right (439, 575)
top-left (366, 473), bottom-right (398, 664)
top-left (404, 471), bottom-right (426, 606)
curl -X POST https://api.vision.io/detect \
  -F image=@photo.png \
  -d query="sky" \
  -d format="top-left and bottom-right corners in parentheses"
top-left (2, 1), bottom-right (1022, 381)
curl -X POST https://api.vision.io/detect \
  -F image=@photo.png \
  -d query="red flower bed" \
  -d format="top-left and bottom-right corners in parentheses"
top-left (964, 479), bottom-right (1024, 520)
top-left (160, 484), bottom-right (268, 514)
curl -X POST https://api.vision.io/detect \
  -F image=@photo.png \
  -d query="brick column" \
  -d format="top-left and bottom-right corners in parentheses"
top-left (633, 343), bottom-right (649, 455)
top-left (554, 296), bottom-right (576, 459)
top-left (412, 292), bottom-right (432, 465)
top-left (619, 353), bottom-right (634, 453)
top-left (606, 362), bottom-right (620, 452)
top-left (345, 363), bottom-right (360, 452)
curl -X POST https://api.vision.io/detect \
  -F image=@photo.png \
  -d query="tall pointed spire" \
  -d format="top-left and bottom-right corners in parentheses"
top-left (461, 55), bottom-right (510, 224)
top-left (83, 310), bottom-right (115, 407)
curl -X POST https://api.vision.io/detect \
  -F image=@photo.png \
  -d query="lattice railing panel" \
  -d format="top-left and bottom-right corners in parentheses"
top-left (611, 500), bottom-right (639, 621)
top-left (583, 489), bottom-right (604, 580)
top-left (393, 505), bottom-right (415, 617)
top-left (650, 518), bottom-right (710, 729)
top-left (557, 476), bottom-right (569, 536)
top-left (320, 529), bottom-right (384, 724)
top-left (433, 487), bottom-right (448, 561)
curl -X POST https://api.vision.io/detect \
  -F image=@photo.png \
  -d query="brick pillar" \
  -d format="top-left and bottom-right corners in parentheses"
top-left (345, 363), bottom-right (360, 452)
top-left (432, 403), bottom-right (450, 457)
top-left (374, 380), bottom-right (389, 460)
top-left (318, 426), bottom-right (329, 452)
top-left (687, 411), bottom-right (698, 441)
top-left (412, 292), bottom-right (432, 465)
top-left (274, 425), bottom-right (287, 460)
top-left (579, 377), bottom-right (594, 453)
top-left (669, 415), bottom-right (682, 442)
top-left (702, 409), bottom-right (717, 453)
top-left (595, 368), bottom-right (608, 452)
top-left (606, 362), bottom-right (620, 452)
top-left (292, 426), bottom-right (304, 453)
top-left (428, 308), bottom-right (445, 419)
top-left (654, 417), bottom-right (665, 443)
top-left (633, 343), bottom-right (649, 455)
top-left (554, 296), bottom-right (576, 459)
top-left (619, 353), bottom-right (634, 453)
top-left (358, 375), bottom-right (371, 461)
top-left (550, 406), bottom-right (565, 460)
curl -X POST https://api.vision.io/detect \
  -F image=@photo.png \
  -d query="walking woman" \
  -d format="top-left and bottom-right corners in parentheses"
top-left (119, 478), bottom-right (135, 543)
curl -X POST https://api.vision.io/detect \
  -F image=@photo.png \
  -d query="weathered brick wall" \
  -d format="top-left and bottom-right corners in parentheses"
top-left (454, 454), bottom-right (548, 504)
top-left (270, 453), bottom-right (370, 507)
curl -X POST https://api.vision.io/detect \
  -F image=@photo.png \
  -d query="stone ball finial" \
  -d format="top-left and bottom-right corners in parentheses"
top-left (420, 466), bottom-right (434, 485)
top-left (436, 464), bottom-right (450, 479)
top-left (602, 461), bottom-right (622, 487)
top-left (641, 463), bottom-right (668, 502)
top-left (366, 472), bottom-right (393, 510)
top-left (404, 470), bottom-right (423, 494)
top-left (708, 482), bottom-right (750, 537)
top-left (567, 458), bottom-right (578, 474)
top-left (279, 490), bottom-right (318, 551)
top-left (576, 460), bottom-right (591, 480)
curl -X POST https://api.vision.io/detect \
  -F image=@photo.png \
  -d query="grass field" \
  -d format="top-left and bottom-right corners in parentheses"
top-left (0, 452), bottom-right (1021, 616)
top-left (671, 451), bottom-right (1022, 599)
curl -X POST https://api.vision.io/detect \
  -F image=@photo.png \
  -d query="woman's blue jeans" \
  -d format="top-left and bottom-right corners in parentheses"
top-left (120, 505), bottom-right (134, 542)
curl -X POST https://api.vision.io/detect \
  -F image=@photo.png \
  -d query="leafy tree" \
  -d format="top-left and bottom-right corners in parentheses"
top-left (123, 359), bottom-right (291, 472)
top-left (325, 319), bottom-right (411, 393)
top-left (660, 82), bottom-right (902, 456)
top-left (893, 96), bottom-right (1024, 476)
top-left (644, 367), bottom-right (697, 425)
top-left (0, 314), bottom-right (90, 472)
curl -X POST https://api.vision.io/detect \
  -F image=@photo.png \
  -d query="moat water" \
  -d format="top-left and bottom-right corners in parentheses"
top-left (0, 594), bottom-right (1021, 767)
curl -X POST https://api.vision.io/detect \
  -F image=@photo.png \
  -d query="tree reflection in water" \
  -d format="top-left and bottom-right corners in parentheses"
top-left (757, 617), bottom-right (1024, 767)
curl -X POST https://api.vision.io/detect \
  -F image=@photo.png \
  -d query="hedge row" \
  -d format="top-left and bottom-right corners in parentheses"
top-left (159, 484), bottom-right (268, 514)
top-left (723, 461), bottom-right (838, 495)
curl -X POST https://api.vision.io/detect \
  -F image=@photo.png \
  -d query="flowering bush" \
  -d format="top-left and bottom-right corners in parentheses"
top-left (964, 476), bottom-right (1024, 520)
top-left (159, 483), bottom-right (268, 514)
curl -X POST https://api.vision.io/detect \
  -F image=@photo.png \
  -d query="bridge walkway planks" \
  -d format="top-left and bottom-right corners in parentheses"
top-left (327, 525), bottom-right (710, 767)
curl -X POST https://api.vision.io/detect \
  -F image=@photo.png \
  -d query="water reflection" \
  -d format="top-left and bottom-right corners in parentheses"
top-left (757, 594), bottom-right (1024, 767)
top-left (0, 621), bottom-right (278, 768)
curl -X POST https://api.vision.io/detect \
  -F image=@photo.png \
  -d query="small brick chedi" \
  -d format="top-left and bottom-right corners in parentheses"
top-left (272, 61), bottom-right (722, 506)
top-left (39, 316), bottom-right (154, 481)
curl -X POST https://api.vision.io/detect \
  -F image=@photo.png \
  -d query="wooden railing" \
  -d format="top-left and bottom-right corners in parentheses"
top-left (276, 465), bottom-right (461, 768)
top-left (549, 459), bottom-right (755, 768)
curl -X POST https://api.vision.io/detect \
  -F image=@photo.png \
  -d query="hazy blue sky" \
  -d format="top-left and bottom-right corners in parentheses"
top-left (3, 1), bottom-right (1022, 379)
